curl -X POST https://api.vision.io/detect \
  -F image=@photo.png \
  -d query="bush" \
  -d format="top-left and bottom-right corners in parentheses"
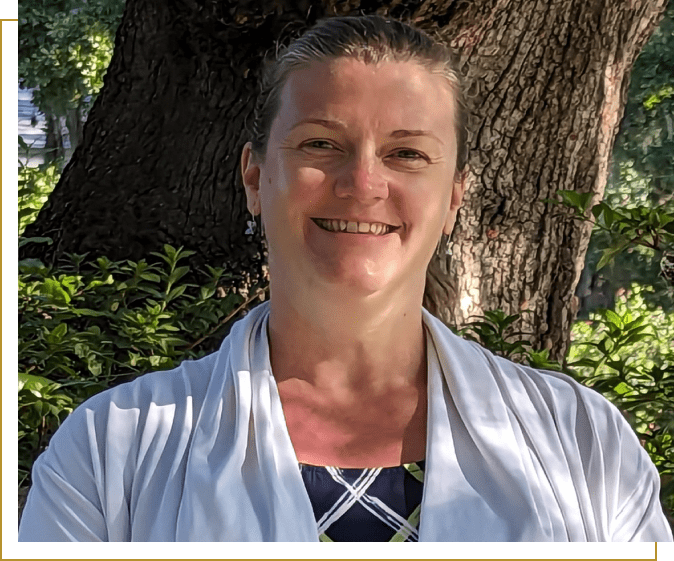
top-left (18, 242), bottom-right (265, 491)
top-left (18, 156), bottom-right (60, 235)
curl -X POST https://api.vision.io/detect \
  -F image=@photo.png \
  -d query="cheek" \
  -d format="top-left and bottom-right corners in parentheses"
top-left (295, 166), bottom-right (327, 192)
top-left (392, 175), bottom-right (452, 229)
top-left (261, 163), bottom-right (329, 221)
top-left (281, 165), bottom-right (328, 210)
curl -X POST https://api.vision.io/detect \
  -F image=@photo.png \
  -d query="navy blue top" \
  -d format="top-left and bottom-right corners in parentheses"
top-left (299, 460), bottom-right (425, 542)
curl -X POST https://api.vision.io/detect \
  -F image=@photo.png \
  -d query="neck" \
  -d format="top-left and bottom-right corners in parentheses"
top-left (268, 283), bottom-right (427, 393)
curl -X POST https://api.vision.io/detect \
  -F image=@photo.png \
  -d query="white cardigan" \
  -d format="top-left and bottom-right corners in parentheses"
top-left (19, 302), bottom-right (673, 541)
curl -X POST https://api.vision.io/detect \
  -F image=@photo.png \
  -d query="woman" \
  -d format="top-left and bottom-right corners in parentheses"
top-left (19, 15), bottom-right (672, 542)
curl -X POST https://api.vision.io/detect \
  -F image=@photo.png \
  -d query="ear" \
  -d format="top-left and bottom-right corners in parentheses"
top-left (442, 171), bottom-right (466, 236)
top-left (241, 142), bottom-right (262, 215)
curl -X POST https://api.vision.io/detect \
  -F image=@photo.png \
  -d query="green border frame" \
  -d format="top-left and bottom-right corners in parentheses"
top-left (0, 0), bottom-right (674, 560)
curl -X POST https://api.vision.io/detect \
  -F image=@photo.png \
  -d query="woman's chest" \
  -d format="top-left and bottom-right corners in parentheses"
top-left (278, 387), bottom-right (427, 467)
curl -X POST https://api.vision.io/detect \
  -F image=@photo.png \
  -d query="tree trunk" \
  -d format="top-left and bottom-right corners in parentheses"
top-left (22, 0), bottom-right (667, 361)
top-left (422, 0), bottom-right (667, 360)
top-left (65, 102), bottom-right (86, 155)
top-left (42, 109), bottom-right (66, 164)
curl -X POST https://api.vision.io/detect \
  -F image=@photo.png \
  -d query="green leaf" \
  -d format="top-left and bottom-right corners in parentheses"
top-left (621, 332), bottom-right (651, 346)
top-left (596, 245), bottom-right (625, 271)
top-left (168, 266), bottom-right (190, 285)
top-left (19, 258), bottom-right (48, 273)
top-left (18, 236), bottom-right (53, 249)
top-left (40, 278), bottom-right (71, 304)
top-left (18, 372), bottom-right (56, 392)
top-left (140, 273), bottom-right (161, 283)
top-left (72, 308), bottom-right (110, 317)
top-left (138, 286), bottom-right (164, 299)
top-left (604, 310), bottom-right (623, 328)
top-left (568, 357), bottom-right (600, 368)
top-left (85, 275), bottom-right (114, 290)
top-left (51, 322), bottom-right (67, 341)
top-left (557, 190), bottom-right (594, 214)
top-left (614, 382), bottom-right (632, 395)
top-left (167, 284), bottom-right (188, 302)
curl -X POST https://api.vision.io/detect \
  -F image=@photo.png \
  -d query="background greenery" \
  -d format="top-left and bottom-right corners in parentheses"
top-left (18, 0), bottom-right (674, 528)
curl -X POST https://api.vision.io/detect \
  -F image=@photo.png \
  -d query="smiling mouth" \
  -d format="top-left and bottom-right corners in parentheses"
top-left (312, 218), bottom-right (399, 236)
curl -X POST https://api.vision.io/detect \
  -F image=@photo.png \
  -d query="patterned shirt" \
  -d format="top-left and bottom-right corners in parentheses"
top-left (299, 461), bottom-right (425, 542)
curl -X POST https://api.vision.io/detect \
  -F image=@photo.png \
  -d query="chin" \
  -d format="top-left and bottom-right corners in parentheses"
top-left (315, 261), bottom-right (404, 298)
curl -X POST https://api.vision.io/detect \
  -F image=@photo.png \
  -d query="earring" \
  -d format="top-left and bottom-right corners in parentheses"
top-left (245, 214), bottom-right (257, 235)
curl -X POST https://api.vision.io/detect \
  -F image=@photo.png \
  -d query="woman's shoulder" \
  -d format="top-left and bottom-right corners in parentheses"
top-left (54, 350), bottom-right (223, 450)
top-left (482, 342), bottom-right (623, 426)
top-left (472, 333), bottom-right (627, 431)
top-left (423, 309), bottom-right (630, 433)
top-left (82, 351), bottom-right (220, 412)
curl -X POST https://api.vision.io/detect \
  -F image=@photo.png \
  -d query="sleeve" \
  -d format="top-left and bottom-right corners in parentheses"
top-left (609, 417), bottom-right (673, 542)
top-left (571, 379), bottom-right (673, 542)
top-left (18, 403), bottom-right (109, 541)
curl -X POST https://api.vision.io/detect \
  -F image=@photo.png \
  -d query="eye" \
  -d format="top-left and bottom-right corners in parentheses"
top-left (389, 149), bottom-right (429, 162)
top-left (302, 139), bottom-right (337, 150)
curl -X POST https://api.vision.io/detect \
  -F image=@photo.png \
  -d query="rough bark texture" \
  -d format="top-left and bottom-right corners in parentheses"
top-left (422, 0), bottom-right (667, 360)
top-left (23, 0), bottom-right (667, 361)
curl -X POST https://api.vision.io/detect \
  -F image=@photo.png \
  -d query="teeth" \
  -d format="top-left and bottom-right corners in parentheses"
top-left (314, 219), bottom-right (393, 235)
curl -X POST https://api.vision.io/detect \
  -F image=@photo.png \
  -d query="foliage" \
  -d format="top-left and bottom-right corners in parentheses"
top-left (19, 0), bottom-right (125, 161)
top-left (19, 0), bottom-right (124, 114)
top-left (18, 240), bottom-right (266, 488)
top-left (578, 2), bottom-right (674, 313)
top-left (548, 188), bottom-right (674, 278)
top-left (19, 373), bottom-right (74, 488)
top-left (614, 1), bottom-right (674, 197)
top-left (458, 310), bottom-right (563, 372)
top-left (18, 149), bottom-right (61, 234)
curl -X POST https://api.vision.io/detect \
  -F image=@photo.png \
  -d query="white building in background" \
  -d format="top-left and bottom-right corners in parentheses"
top-left (18, 85), bottom-right (73, 167)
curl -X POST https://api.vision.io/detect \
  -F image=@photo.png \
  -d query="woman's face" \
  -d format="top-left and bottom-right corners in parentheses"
top-left (242, 57), bottom-right (464, 299)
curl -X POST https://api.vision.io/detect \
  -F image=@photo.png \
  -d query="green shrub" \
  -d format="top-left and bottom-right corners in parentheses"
top-left (18, 157), bottom-right (60, 235)
top-left (18, 242), bottom-right (265, 490)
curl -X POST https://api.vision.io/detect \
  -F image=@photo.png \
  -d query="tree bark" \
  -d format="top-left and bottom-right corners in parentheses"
top-left (422, 0), bottom-right (667, 360)
top-left (22, 0), bottom-right (667, 361)
top-left (42, 110), bottom-right (66, 164)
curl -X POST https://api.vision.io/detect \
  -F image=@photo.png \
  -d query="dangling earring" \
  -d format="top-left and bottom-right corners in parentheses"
top-left (245, 213), bottom-right (257, 235)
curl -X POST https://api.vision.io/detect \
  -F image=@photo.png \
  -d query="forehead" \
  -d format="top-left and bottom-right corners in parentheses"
top-left (274, 58), bottom-right (456, 139)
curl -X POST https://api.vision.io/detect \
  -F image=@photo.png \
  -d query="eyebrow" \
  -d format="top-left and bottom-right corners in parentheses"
top-left (390, 129), bottom-right (444, 146)
top-left (290, 118), bottom-right (347, 132)
top-left (290, 119), bottom-right (444, 145)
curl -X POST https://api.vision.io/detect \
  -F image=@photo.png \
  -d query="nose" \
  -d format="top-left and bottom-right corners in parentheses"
top-left (333, 151), bottom-right (389, 202)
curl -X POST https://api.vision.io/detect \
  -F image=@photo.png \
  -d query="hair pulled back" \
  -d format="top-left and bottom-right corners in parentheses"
top-left (249, 14), bottom-right (468, 176)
